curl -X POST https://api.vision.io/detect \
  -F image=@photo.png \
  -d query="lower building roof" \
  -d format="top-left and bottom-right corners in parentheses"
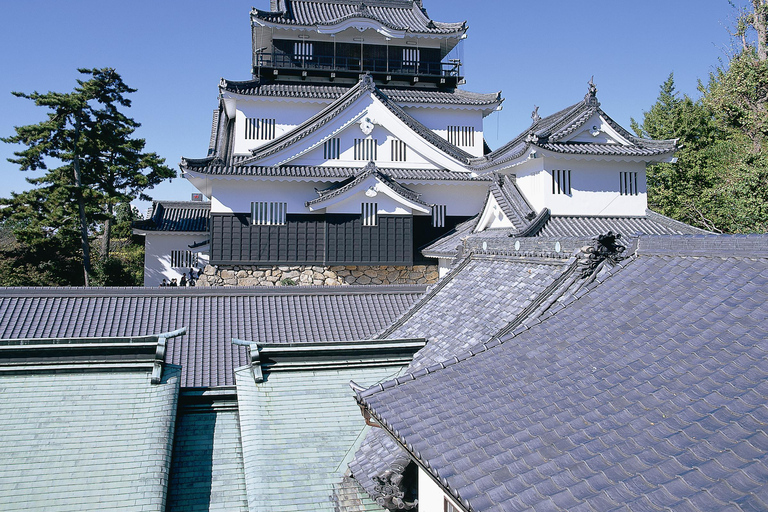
top-left (356, 235), bottom-right (768, 512)
top-left (0, 285), bottom-right (425, 388)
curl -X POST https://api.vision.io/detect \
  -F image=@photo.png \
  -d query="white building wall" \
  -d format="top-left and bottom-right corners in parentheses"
top-left (406, 107), bottom-right (485, 158)
top-left (232, 99), bottom-right (328, 155)
top-left (514, 158), bottom-right (648, 216)
top-left (210, 179), bottom-right (324, 213)
top-left (143, 233), bottom-right (210, 287)
top-left (418, 467), bottom-right (463, 512)
top-left (407, 183), bottom-right (488, 217)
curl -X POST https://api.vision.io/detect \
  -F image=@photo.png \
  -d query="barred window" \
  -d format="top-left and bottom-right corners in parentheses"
top-left (251, 201), bottom-right (287, 225)
top-left (432, 204), bottom-right (447, 228)
top-left (171, 250), bottom-right (198, 268)
top-left (447, 126), bottom-right (475, 147)
top-left (444, 498), bottom-right (459, 512)
top-left (354, 138), bottom-right (378, 161)
top-left (620, 171), bottom-right (638, 195)
top-left (362, 202), bottom-right (378, 227)
top-left (391, 139), bottom-right (407, 162)
top-left (324, 138), bottom-right (341, 159)
top-left (244, 118), bottom-right (276, 140)
top-left (294, 41), bottom-right (313, 60)
top-left (403, 48), bottom-right (420, 67)
top-left (552, 169), bottom-right (572, 195)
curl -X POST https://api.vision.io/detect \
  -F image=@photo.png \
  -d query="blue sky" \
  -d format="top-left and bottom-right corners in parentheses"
top-left (0, 0), bottom-right (740, 214)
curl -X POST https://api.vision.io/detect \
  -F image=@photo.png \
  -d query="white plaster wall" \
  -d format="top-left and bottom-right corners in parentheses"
top-left (143, 233), bottom-right (210, 287)
top-left (325, 191), bottom-right (412, 215)
top-left (406, 107), bottom-right (485, 157)
top-left (407, 182), bottom-right (488, 216)
top-left (515, 158), bottom-right (648, 216)
top-left (418, 467), bottom-right (463, 512)
top-left (232, 99), bottom-right (328, 155)
top-left (210, 179), bottom-right (326, 213)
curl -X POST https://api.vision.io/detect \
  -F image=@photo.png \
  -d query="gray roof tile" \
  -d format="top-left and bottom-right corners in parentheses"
top-left (133, 201), bottom-right (210, 232)
top-left (0, 285), bottom-right (425, 388)
top-left (357, 235), bottom-right (768, 512)
top-left (251, 0), bottom-right (466, 35)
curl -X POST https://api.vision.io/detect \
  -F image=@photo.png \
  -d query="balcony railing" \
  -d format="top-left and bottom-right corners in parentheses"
top-left (255, 52), bottom-right (462, 78)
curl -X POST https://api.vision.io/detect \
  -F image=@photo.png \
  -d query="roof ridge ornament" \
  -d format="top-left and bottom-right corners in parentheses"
top-left (531, 105), bottom-right (541, 123)
top-left (584, 76), bottom-right (600, 107)
top-left (578, 231), bottom-right (626, 277)
top-left (360, 72), bottom-right (376, 92)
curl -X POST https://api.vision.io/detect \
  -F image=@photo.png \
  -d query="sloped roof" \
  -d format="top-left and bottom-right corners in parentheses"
top-left (421, 209), bottom-right (708, 260)
top-left (166, 405), bottom-right (249, 511)
top-left (220, 79), bottom-right (502, 107)
top-left (182, 159), bottom-right (488, 182)
top-left (351, 244), bottom-right (586, 500)
top-left (133, 200), bottom-right (210, 233)
top-left (306, 162), bottom-right (431, 209)
top-left (356, 235), bottom-right (768, 512)
top-left (0, 335), bottom-right (181, 512)
top-left (0, 285), bottom-right (425, 388)
top-left (251, 0), bottom-right (466, 35)
top-left (472, 84), bottom-right (677, 171)
top-left (236, 362), bottom-right (400, 512)
top-left (239, 75), bottom-right (473, 165)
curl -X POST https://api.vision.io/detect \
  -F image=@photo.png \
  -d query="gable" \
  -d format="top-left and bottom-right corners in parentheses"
top-left (561, 112), bottom-right (632, 145)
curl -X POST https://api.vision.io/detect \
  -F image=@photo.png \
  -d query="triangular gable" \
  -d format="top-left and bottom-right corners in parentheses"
top-left (241, 75), bottom-right (475, 171)
top-left (559, 111), bottom-right (633, 145)
top-left (474, 174), bottom-right (537, 233)
top-left (305, 162), bottom-right (431, 213)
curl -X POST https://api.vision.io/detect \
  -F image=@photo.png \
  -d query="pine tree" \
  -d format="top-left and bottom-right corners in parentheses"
top-left (1, 68), bottom-right (175, 285)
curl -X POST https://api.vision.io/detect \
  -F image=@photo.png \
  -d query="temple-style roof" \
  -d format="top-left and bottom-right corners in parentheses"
top-left (251, 0), bottom-right (466, 35)
top-left (472, 81), bottom-right (677, 171)
top-left (220, 79), bottom-right (502, 108)
top-left (306, 162), bottom-right (431, 210)
top-left (355, 234), bottom-right (768, 512)
top-left (133, 200), bottom-right (210, 233)
top-left (182, 158), bottom-right (491, 182)
top-left (243, 74), bottom-right (473, 165)
top-left (0, 285), bottom-right (425, 388)
top-left (421, 209), bottom-right (708, 260)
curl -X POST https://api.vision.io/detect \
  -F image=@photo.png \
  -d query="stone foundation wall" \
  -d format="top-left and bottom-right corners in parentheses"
top-left (196, 264), bottom-right (439, 287)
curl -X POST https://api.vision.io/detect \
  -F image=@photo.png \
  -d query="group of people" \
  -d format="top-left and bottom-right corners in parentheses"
top-left (160, 268), bottom-right (199, 287)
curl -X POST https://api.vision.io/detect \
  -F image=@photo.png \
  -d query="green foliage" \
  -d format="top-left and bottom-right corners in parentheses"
top-left (1, 68), bottom-right (174, 286)
top-left (279, 277), bottom-right (298, 286)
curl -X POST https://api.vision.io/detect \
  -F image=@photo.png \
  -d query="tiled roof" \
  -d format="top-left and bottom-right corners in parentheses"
top-left (251, 0), bottom-right (466, 35)
top-left (133, 200), bottom-right (210, 233)
top-left (220, 79), bottom-right (502, 107)
top-left (351, 249), bottom-right (584, 499)
top-left (536, 211), bottom-right (710, 237)
top-left (232, 75), bottom-right (473, 166)
top-left (472, 86), bottom-right (677, 170)
top-left (419, 215), bottom-right (477, 258)
top-left (0, 285), bottom-right (425, 388)
top-left (306, 163), bottom-right (431, 209)
top-left (236, 363), bottom-right (398, 512)
top-left (356, 235), bottom-right (768, 512)
top-left (0, 355), bottom-right (180, 512)
top-left (182, 160), bottom-right (487, 181)
top-left (166, 405), bottom-right (249, 511)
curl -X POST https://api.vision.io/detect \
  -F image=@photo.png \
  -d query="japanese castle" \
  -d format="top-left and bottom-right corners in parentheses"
top-left (136, 0), bottom-right (683, 287)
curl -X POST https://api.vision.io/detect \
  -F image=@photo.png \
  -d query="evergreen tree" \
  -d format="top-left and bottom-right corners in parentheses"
top-left (1, 68), bottom-right (175, 285)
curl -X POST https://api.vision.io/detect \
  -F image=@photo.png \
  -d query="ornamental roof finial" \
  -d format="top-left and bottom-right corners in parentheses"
top-left (531, 105), bottom-right (540, 123)
top-left (360, 73), bottom-right (376, 91)
top-left (585, 76), bottom-right (599, 106)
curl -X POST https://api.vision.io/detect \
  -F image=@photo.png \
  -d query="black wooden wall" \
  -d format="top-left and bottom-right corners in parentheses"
top-left (210, 213), bottom-right (468, 266)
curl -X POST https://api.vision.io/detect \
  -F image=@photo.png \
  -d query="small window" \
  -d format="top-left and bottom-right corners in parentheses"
top-left (362, 202), bottom-right (378, 227)
top-left (171, 250), bottom-right (198, 268)
top-left (391, 139), bottom-right (407, 162)
top-left (432, 204), bottom-right (447, 228)
top-left (620, 171), bottom-right (638, 195)
top-left (403, 48), bottom-right (420, 68)
top-left (245, 118), bottom-right (276, 140)
top-left (552, 169), bottom-right (572, 195)
top-left (294, 41), bottom-right (313, 60)
top-left (447, 126), bottom-right (475, 147)
top-left (324, 138), bottom-right (341, 159)
top-left (444, 498), bottom-right (459, 512)
top-left (251, 201), bottom-right (287, 225)
top-left (354, 138), bottom-right (378, 161)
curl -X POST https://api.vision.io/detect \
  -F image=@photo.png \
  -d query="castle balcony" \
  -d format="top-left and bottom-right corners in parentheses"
top-left (253, 50), bottom-right (463, 87)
